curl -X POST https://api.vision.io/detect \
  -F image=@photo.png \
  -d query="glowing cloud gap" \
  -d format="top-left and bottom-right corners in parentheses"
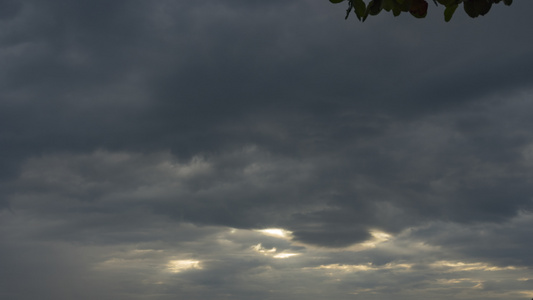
top-left (273, 253), bottom-right (300, 259)
top-left (251, 243), bottom-right (300, 259)
top-left (255, 228), bottom-right (293, 240)
top-left (166, 260), bottom-right (202, 273)
top-left (430, 261), bottom-right (520, 272)
top-left (310, 263), bottom-right (412, 272)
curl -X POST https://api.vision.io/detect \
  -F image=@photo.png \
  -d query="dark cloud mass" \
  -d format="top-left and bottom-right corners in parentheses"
top-left (1, 1), bottom-right (533, 299)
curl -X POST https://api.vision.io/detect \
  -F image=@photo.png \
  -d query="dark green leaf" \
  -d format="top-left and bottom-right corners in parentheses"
top-left (353, 0), bottom-right (367, 20)
top-left (444, 3), bottom-right (458, 21)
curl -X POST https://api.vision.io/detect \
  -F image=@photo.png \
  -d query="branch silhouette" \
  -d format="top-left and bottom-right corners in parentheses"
top-left (330, 0), bottom-right (512, 22)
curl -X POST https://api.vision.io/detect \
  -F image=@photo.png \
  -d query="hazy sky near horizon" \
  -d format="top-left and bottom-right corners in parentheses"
top-left (1, 1), bottom-right (533, 299)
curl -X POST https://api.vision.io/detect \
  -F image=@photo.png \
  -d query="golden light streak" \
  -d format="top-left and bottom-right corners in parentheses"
top-left (518, 290), bottom-right (533, 298)
top-left (431, 260), bottom-right (519, 272)
top-left (310, 262), bottom-right (412, 272)
top-left (166, 260), bottom-right (202, 273)
top-left (252, 243), bottom-right (277, 253)
top-left (251, 243), bottom-right (300, 259)
top-left (273, 253), bottom-right (300, 259)
top-left (255, 228), bottom-right (293, 239)
top-left (340, 229), bottom-right (394, 251)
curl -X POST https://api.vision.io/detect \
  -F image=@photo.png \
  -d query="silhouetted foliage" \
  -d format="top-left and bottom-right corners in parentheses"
top-left (330, 0), bottom-right (512, 22)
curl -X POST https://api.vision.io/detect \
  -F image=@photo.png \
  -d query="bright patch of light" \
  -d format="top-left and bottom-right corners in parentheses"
top-left (252, 243), bottom-right (277, 254)
top-left (310, 263), bottom-right (412, 272)
top-left (344, 230), bottom-right (393, 251)
top-left (317, 264), bottom-right (374, 271)
top-left (255, 228), bottom-right (292, 239)
top-left (251, 244), bottom-right (300, 259)
top-left (350, 288), bottom-right (375, 295)
top-left (166, 260), bottom-right (202, 273)
top-left (273, 253), bottom-right (300, 259)
top-left (369, 230), bottom-right (392, 242)
top-left (360, 230), bottom-right (392, 247)
top-left (473, 282), bottom-right (484, 289)
top-left (431, 261), bottom-right (519, 272)
top-left (436, 278), bottom-right (483, 286)
top-left (518, 290), bottom-right (533, 298)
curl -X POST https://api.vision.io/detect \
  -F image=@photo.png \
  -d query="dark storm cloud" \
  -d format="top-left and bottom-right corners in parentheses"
top-left (0, 0), bottom-right (21, 20)
top-left (2, 0), bottom-right (533, 242)
top-left (2, 0), bottom-right (533, 299)
top-left (409, 213), bottom-right (533, 267)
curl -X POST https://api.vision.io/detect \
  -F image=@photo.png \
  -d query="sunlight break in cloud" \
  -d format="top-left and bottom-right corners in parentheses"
top-left (336, 229), bottom-right (394, 252)
top-left (311, 262), bottom-right (413, 272)
top-left (431, 260), bottom-right (521, 272)
top-left (251, 243), bottom-right (300, 259)
top-left (166, 260), bottom-right (202, 273)
top-left (273, 253), bottom-right (300, 259)
top-left (518, 290), bottom-right (533, 298)
top-left (254, 228), bottom-right (293, 240)
top-left (252, 243), bottom-right (277, 254)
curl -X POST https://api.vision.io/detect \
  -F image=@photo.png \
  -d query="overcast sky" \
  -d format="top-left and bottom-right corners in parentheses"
top-left (1, 1), bottom-right (533, 299)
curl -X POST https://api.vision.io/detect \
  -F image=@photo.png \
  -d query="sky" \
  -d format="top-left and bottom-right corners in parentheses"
top-left (1, 0), bottom-right (533, 299)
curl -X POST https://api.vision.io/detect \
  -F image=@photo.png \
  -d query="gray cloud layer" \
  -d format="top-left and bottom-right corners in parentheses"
top-left (1, 1), bottom-right (533, 299)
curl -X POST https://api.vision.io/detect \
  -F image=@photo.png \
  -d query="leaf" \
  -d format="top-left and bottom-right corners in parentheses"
top-left (353, 0), bottom-right (367, 20)
top-left (478, 2), bottom-right (492, 16)
top-left (437, 0), bottom-right (457, 5)
top-left (464, 0), bottom-right (492, 18)
top-left (410, 0), bottom-right (429, 18)
top-left (383, 0), bottom-right (394, 11)
top-left (392, 5), bottom-right (402, 16)
top-left (367, 0), bottom-right (384, 15)
top-left (397, 0), bottom-right (414, 12)
top-left (331, 0), bottom-right (511, 22)
top-left (444, 3), bottom-right (458, 21)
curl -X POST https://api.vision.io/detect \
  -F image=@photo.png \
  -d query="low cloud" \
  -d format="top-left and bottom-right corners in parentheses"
top-left (2, 1), bottom-right (533, 299)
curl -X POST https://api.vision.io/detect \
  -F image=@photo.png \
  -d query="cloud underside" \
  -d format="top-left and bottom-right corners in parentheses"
top-left (2, 210), bottom-right (533, 300)
top-left (8, 93), bottom-right (533, 249)
top-left (1, 1), bottom-right (533, 299)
